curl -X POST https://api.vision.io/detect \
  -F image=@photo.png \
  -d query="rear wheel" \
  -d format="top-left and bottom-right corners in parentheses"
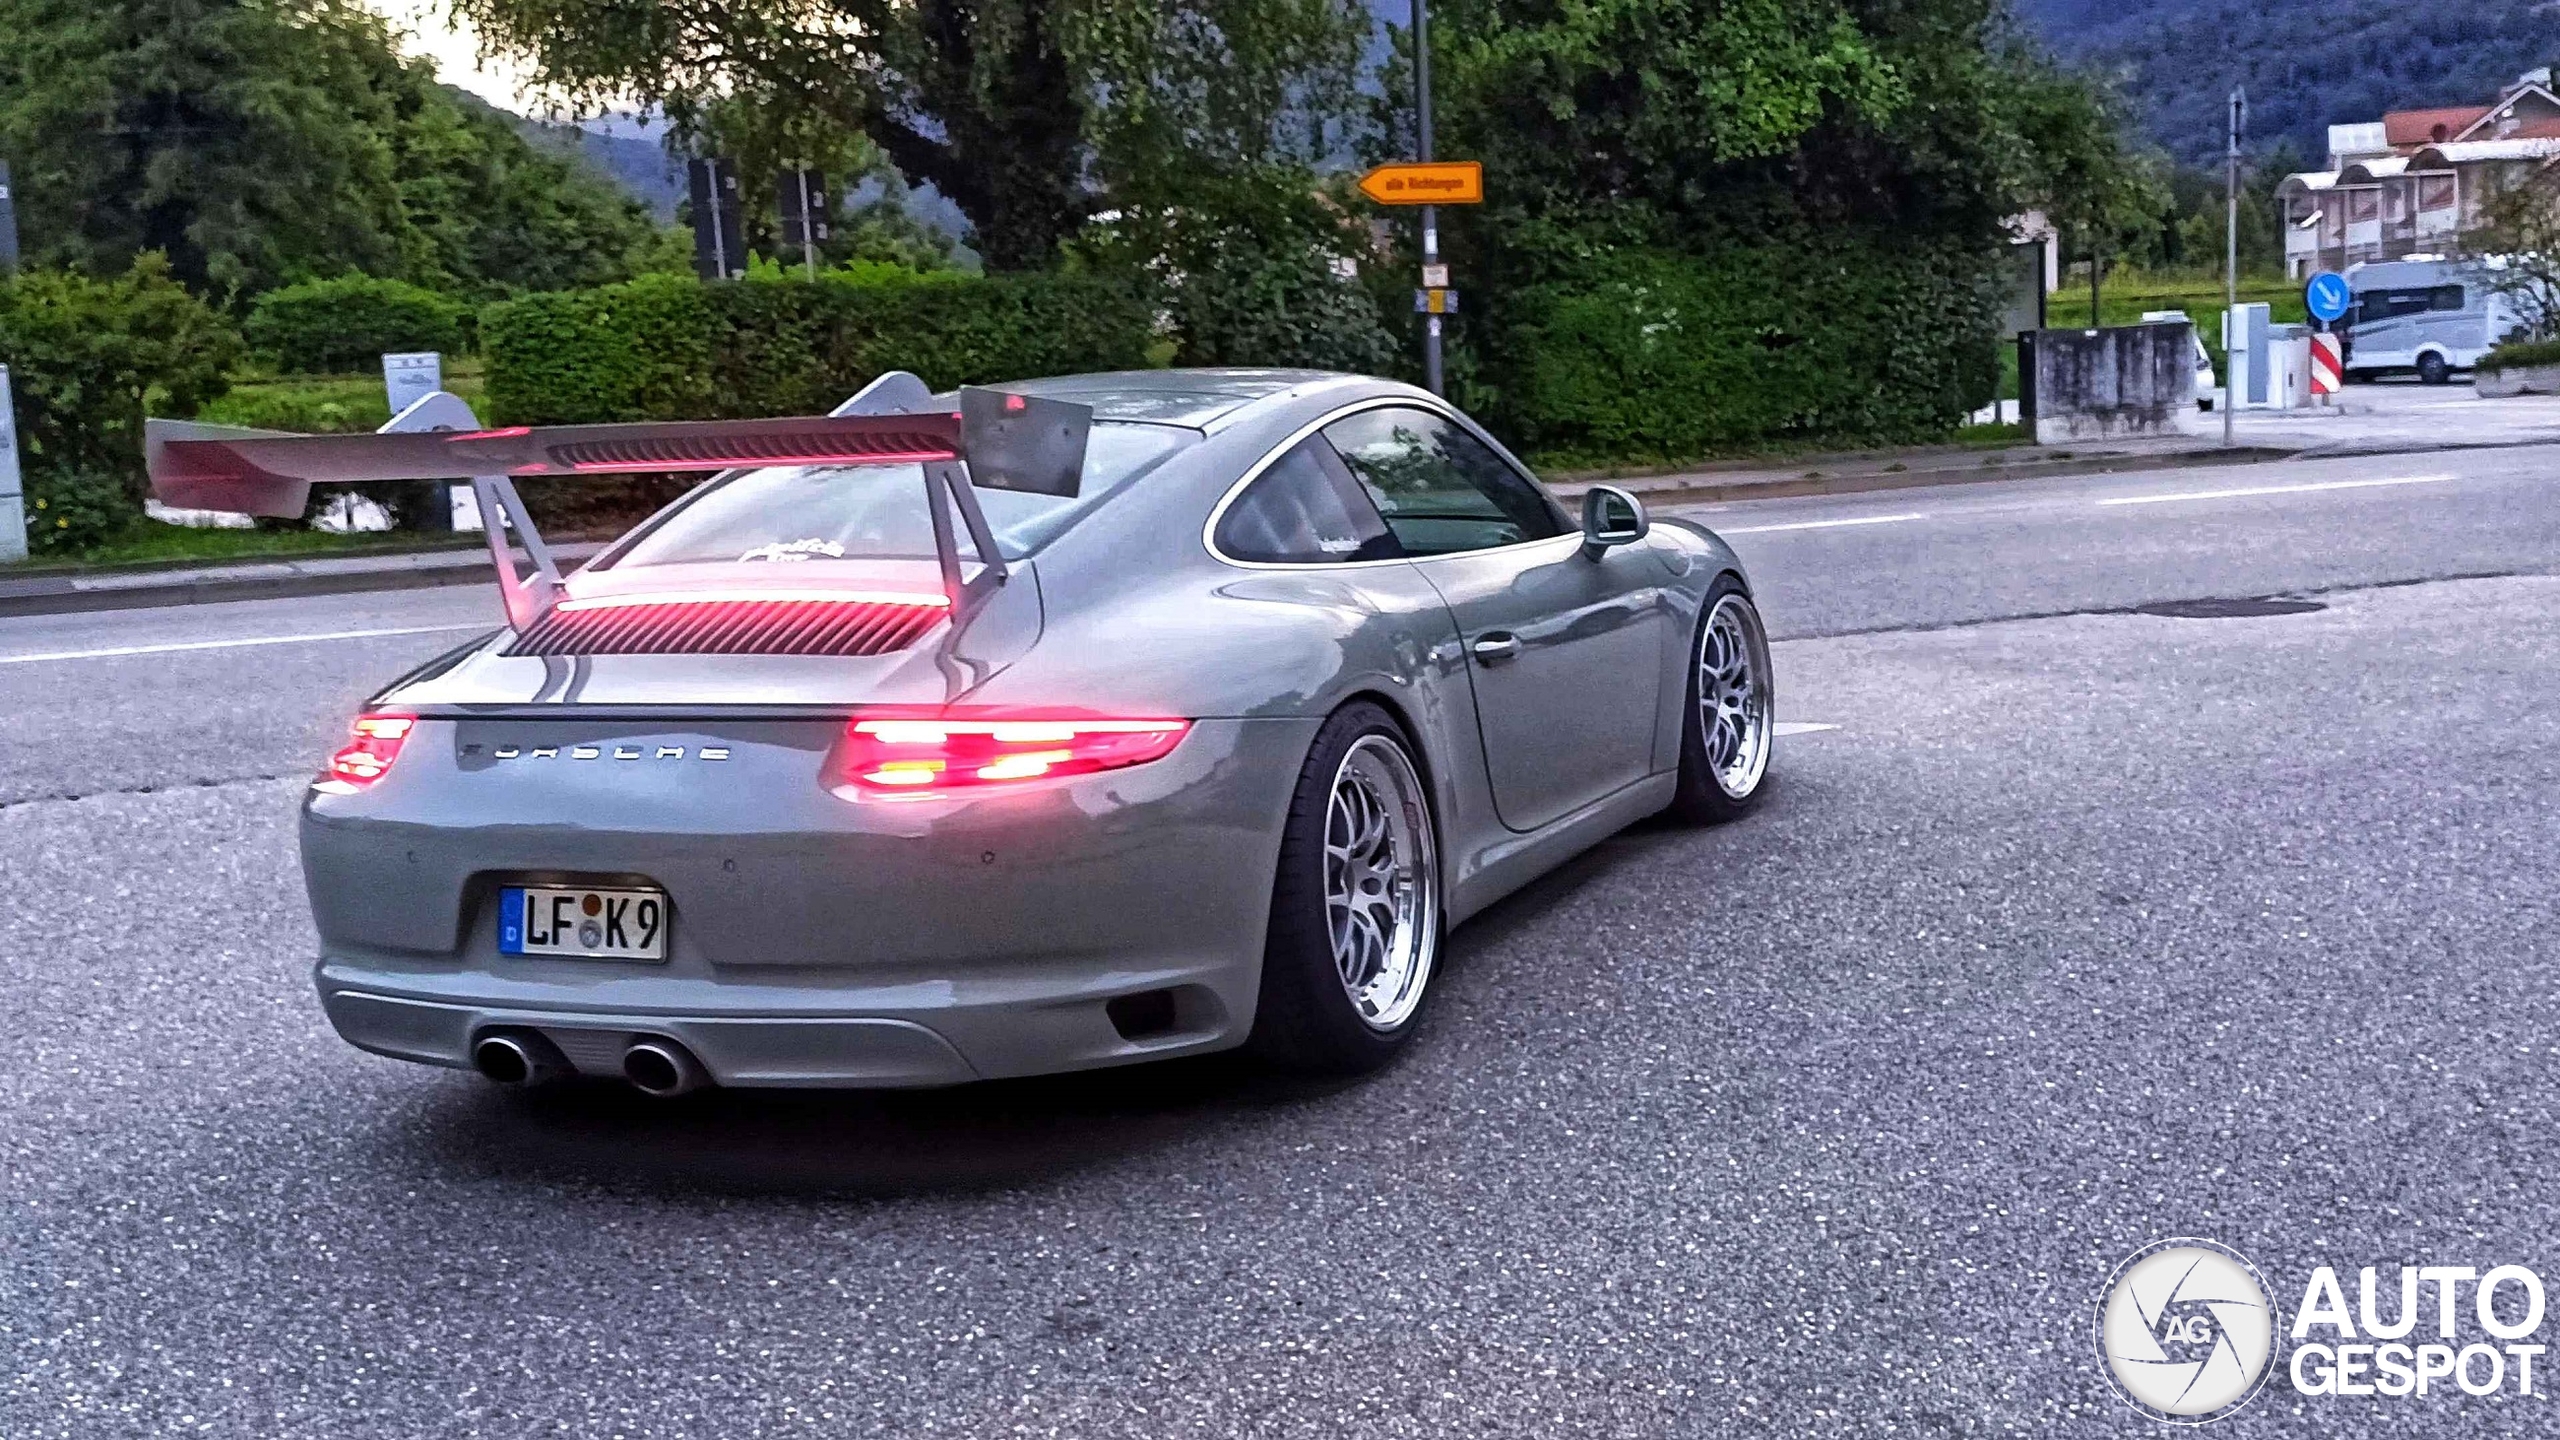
top-left (1666, 578), bottom-right (1774, 824)
top-left (2417, 352), bottom-right (2451, 385)
top-left (1246, 703), bottom-right (1441, 1075)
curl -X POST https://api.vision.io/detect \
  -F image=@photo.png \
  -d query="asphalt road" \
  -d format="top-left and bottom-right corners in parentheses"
top-left (5, 444), bottom-right (2559, 1436)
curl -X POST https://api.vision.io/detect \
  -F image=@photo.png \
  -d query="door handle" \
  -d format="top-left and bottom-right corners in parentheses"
top-left (1471, 633), bottom-right (1522, 665)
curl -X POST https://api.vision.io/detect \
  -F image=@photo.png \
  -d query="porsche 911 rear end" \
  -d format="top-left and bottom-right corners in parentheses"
top-left (302, 694), bottom-right (1308, 1091)
top-left (163, 382), bottom-right (1321, 1091)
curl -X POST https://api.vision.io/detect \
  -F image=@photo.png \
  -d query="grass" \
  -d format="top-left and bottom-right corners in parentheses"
top-left (2043, 269), bottom-right (2307, 375)
top-left (5, 520), bottom-right (473, 572)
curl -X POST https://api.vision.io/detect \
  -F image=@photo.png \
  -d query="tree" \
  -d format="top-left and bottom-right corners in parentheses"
top-left (2471, 170), bottom-right (2560, 342)
top-left (451, 0), bottom-right (1375, 270)
top-left (0, 0), bottom-right (660, 300)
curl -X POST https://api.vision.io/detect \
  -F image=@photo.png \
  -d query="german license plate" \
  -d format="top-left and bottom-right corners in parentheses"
top-left (499, 886), bottom-right (668, 961)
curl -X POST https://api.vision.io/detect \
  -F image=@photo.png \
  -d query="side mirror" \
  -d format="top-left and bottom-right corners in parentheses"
top-left (1579, 484), bottom-right (1649, 560)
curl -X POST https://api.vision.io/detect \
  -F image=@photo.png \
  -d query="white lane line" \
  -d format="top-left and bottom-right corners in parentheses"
top-left (1773, 722), bottom-right (1839, 737)
top-left (2096, 473), bottom-right (2457, 507)
top-left (1720, 512), bottom-right (1927, 535)
top-left (0, 623), bottom-right (485, 666)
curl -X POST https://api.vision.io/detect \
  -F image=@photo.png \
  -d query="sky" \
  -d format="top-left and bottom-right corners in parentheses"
top-left (362, 0), bottom-right (541, 113)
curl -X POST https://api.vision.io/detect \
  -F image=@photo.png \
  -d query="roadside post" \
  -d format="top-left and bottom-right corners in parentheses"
top-left (2304, 272), bottom-right (2349, 410)
top-left (0, 160), bottom-right (20, 272)
top-left (0, 365), bottom-right (25, 561)
top-left (1357, 157), bottom-right (1484, 396)
top-left (2223, 85), bottom-right (2245, 446)
top-left (2309, 333), bottom-right (2343, 405)
top-left (687, 157), bottom-right (746, 281)
top-left (1354, 0), bottom-right (1490, 397)
top-left (382, 353), bottom-right (457, 532)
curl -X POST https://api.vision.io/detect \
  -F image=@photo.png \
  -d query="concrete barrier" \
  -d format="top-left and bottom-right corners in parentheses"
top-left (2021, 322), bottom-right (2199, 445)
top-left (2475, 363), bottom-right (2560, 398)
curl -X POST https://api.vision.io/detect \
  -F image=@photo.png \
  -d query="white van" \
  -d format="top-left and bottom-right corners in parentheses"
top-left (2342, 257), bottom-right (2516, 384)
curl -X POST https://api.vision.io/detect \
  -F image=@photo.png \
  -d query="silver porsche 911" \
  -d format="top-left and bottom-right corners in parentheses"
top-left (147, 368), bottom-right (1774, 1094)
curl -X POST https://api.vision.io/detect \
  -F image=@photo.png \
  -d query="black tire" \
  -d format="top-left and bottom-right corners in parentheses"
top-left (1666, 575), bottom-right (1775, 825)
top-left (1245, 702), bottom-right (1441, 1076)
top-left (2417, 352), bottom-right (2450, 386)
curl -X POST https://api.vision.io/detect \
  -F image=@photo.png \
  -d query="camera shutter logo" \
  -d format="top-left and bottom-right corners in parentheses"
top-left (2098, 1240), bottom-right (2279, 1423)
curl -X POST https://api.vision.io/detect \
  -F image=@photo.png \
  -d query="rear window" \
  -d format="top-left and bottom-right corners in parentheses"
top-left (603, 422), bottom-right (1195, 569)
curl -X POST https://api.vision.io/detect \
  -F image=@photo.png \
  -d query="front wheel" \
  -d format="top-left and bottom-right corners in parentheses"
top-left (1246, 703), bottom-right (1443, 1075)
top-left (2417, 352), bottom-right (2451, 385)
top-left (1666, 579), bottom-right (1775, 824)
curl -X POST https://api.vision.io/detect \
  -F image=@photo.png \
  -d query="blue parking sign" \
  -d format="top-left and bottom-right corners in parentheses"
top-left (2305, 271), bottom-right (2351, 324)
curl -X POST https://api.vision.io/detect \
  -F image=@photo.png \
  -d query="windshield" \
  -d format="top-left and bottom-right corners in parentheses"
top-left (603, 421), bottom-right (1196, 569)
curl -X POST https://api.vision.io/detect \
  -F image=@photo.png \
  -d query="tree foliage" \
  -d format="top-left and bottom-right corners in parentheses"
top-left (0, 0), bottom-right (662, 300)
top-left (451, 0), bottom-right (1375, 269)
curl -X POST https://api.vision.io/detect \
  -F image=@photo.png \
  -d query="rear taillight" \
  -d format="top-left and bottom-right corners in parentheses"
top-left (317, 714), bottom-right (414, 793)
top-left (834, 717), bottom-right (1190, 793)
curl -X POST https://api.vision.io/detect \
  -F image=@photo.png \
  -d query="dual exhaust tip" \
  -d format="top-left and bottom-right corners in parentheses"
top-left (471, 1029), bottom-right (707, 1097)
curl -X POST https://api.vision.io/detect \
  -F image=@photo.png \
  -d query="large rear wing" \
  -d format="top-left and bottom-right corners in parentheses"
top-left (142, 373), bottom-right (1091, 629)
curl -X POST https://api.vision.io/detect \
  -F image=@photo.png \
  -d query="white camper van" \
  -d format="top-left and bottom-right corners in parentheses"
top-left (2343, 257), bottom-right (2515, 384)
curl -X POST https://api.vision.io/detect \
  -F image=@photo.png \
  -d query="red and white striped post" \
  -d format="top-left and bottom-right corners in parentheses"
top-left (2309, 333), bottom-right (2343, 404)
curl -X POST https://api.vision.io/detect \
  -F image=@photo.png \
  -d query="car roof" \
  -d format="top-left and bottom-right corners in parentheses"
top-left (1001, 369), bottom-right (1359, 428)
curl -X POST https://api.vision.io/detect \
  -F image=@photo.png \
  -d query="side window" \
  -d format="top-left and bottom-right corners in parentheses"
top-left (1320, 407), bottom-right (1565, 557)
top-left (1214, 437), bottom-right (1400, 564)
top-left (2431, 285), bottom-right (2466, 312)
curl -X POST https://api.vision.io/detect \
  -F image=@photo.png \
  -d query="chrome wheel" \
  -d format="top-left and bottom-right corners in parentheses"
top-left (1698, 593), bottom-right (1773, 799)
top-left (1322, 735), bottom-right (1438, 1031)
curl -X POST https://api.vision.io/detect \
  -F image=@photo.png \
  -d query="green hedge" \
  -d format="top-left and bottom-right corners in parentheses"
top-left (2477, 338), bottom-right (2560, 373)
top-left (245, 276), bottom-right (470, 375)
top-left (480, 271), bottom-right (1157, 424)
top-left (0, 258), bottom-right (242, 552)
top-left (1474, 238), bottom-right (2002, 459)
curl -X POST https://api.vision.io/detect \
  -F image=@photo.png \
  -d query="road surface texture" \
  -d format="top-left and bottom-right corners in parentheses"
top-left (4, 444), bottom-right (2557, 1436)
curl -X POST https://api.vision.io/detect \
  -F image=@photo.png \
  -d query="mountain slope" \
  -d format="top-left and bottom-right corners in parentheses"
top-left (2016, 0), bottom-right (2560, 164)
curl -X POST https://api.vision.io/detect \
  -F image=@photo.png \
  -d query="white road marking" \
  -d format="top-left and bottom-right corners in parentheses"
top-left (1720, 512), bottom-right (1927, 535)
top-left (0, 624), bottom-right (485, 666)
top-left (1772, 722), bottom-right (1839, 737)
top-left (2096, 473), bottom-right (2457, 507)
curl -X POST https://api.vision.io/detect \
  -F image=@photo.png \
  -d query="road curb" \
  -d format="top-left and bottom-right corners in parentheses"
top-left (1551, 444), bottom-right (2301, 508)
top-left (0, 541), bottom-right (608, 620)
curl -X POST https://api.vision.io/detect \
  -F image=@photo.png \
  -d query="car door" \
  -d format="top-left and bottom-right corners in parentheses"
top-left (1319, 405), bottom-right (1667, 833)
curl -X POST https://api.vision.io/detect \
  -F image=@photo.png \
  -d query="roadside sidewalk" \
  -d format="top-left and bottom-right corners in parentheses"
top-left (0, 539), bottom-right (609, 618)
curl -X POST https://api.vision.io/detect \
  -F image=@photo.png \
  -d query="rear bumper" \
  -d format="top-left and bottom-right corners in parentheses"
top-left (302, 715), bottom-right (1317, 1086)
top-left (316, 956), bottom-right (1245, 1087)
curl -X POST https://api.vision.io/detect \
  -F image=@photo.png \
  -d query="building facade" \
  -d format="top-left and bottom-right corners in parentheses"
top-left (2277, 73), bottom-right (2560, 278)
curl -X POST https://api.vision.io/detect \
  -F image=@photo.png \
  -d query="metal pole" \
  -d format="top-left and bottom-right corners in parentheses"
top-left (2224, 86), bottom-right (2244, 447)
top-left (1413, 0), bottom-right (1442, 395)
top-left (708, 159), bottom-right (728, 281)
top-left (801, 169), bottom-right (819, 279)
top-left (0, 365), bottom-right (24, 561)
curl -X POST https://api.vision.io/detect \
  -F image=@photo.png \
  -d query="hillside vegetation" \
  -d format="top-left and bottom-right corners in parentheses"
top-left (2019, 0), bottom-right (2560, 163)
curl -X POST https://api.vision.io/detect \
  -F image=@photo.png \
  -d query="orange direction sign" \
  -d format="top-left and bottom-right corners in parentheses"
top-left (1358, 161), bottom-right (1483, 205)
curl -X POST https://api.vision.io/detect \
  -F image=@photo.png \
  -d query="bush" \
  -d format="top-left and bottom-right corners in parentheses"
top-left (0, 257), bottom-right (243, 535)
top-left (246, 277), bottom-right (469, 375)
top-left (481, 270), bottom-right (1157, 424)
top-left (1169, 243), bottom-right (1399, 374)
top-left (1471, 237), bottom-right (2003, 460)
top-left (2476, 338), bottom-right (2560, 374)
top-left (21, 466), bottom-right (135, 554)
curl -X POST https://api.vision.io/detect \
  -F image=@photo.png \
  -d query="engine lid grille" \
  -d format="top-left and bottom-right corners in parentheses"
top-left (505, 595), bottom-right (948, 658)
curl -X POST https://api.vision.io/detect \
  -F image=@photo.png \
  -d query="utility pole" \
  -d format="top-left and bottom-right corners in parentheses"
top-left (2224, 85), bottom-right (2245, 448)
top-left (1412, 0), bottom-right (1442, 395)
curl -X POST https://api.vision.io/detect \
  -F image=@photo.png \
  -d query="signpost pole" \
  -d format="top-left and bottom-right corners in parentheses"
top-left (0, 366), bottom-right (25, 562)
top-left (2224, 85), bottom-right (2244, 448)
top-left (1412, 0), bottom-right (1442, 395)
